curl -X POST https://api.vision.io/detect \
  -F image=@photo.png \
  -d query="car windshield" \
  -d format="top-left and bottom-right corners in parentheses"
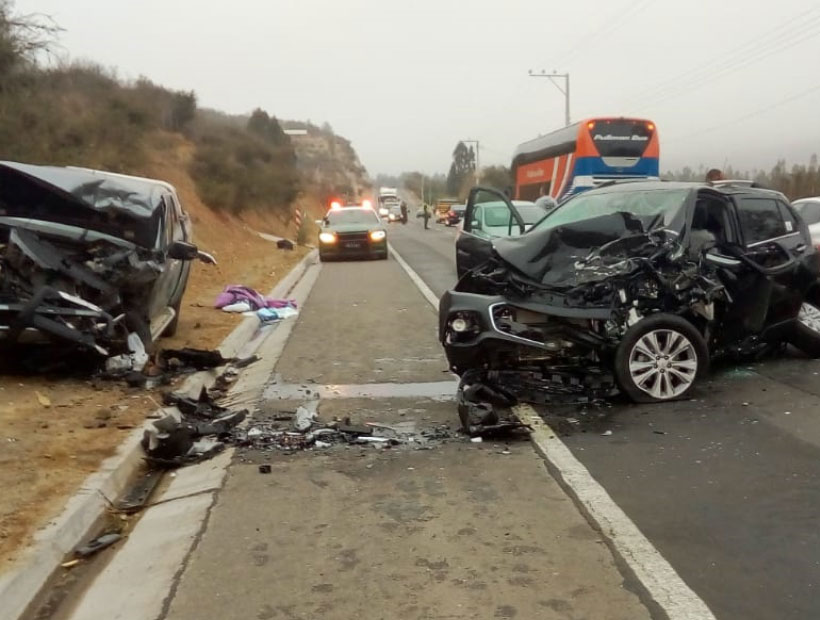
top-left (326, 209), bottom-right (380, 225)
top-left (483, 204), bottom-right (544, 227)
top-left (530, 188), bottom-right (690, 234)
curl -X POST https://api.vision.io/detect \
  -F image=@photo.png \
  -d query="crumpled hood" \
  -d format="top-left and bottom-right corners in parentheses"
top-left (492, 211), bottom-right (673, 289)
top-left (0, 162), bottom-right (164, 248)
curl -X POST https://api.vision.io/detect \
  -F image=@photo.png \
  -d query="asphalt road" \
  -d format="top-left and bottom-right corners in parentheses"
top-left (390, 217), bottom-right (820, 620)
top-left (162, 246), bottom-right (651, 620)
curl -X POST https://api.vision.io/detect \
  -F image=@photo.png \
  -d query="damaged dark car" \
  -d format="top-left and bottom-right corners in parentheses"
top-left (440, 184), bottom-right (820, 432)
top-left (0, 161), bottom-right (212, 358)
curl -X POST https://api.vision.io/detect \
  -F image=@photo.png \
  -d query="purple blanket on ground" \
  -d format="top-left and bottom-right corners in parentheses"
top-left (214, 285), bottom-right (297, 311)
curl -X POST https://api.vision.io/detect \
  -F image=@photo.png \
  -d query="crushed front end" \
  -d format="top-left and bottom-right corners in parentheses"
top-left (440, 228), bottom-right (726, 434)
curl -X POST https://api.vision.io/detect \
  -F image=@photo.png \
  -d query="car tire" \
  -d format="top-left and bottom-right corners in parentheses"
top-left (614, 313), bottom-right (708, 403)
top-left (379, 251), bottom-right (388, 260)
top-left (790, 301), bottom-right (820, 357)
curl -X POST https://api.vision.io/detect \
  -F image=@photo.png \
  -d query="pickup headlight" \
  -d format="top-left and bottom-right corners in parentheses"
top-left (370, 230), bottom-right (386, 241)
top-left (319, 232), bottom-right (337, 244)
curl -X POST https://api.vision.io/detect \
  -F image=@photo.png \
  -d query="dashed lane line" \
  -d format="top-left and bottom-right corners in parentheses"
top-left (389, 242), bottom-right (717, 620)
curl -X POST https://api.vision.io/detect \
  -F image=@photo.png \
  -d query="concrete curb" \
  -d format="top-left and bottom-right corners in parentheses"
top-left (0, 249), bottom-right (317, 620)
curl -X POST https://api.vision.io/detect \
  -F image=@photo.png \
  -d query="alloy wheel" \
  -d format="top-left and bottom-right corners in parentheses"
top-left (798, 303), bottom-right (820, 335)
top-left (628, 329), bottom-right (698, 400)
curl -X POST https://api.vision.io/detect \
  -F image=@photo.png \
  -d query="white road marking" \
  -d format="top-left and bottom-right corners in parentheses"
top-left (264, 381), bottom-right (458, 400)
top-left (388, 242), bottom-right (440, 309)
top-left (389, 242), bottom-right (717, 620)
top-left (515, 405), bottom-right (716, 620)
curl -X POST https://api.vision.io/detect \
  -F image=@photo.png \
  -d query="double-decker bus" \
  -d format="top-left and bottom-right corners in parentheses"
top-left (512, 117), bottom-right (659, 202)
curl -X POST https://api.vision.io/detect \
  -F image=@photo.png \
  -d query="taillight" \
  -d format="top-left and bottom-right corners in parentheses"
top-left (647, 122), bottom-right (655, 131)
top-left (587, 121), bottom-right (595, 130)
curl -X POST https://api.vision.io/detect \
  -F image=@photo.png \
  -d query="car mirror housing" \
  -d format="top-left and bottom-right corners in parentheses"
top-left (168, 240), bottom-right (200, 261)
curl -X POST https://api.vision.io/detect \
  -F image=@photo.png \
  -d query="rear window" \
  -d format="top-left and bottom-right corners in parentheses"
top-left (795, 200), bottom-right (820, 225)
top-left (737, 198), bottom-right (790, 244)
top-left (589, 120), bottom-right (653, 158)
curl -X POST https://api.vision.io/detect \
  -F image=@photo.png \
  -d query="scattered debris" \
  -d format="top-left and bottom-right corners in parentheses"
top-left (141, 407), bottom-right (247, 468)
top-left (601, 430), bottom-right (613, 437)
top-left (214, 285), bottom-right (297, 313)
top-left (35, 391), bottom-right (51, 408)
top-left (258, 464), bottom-right (272, 474)
top-left (61, 559), bottom-right (81, 569)
top-left (74, 533), bottom-right (122, 558)
top-left (276, 239), bottom-right (295, 251)
top-left (117, 469), bottom-right (164, 514)
top-left (456, 369), bottom-right (532, 437)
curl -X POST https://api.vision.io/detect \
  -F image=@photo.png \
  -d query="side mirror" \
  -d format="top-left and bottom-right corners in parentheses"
top-left (168, 240), bottom-right (200, 261)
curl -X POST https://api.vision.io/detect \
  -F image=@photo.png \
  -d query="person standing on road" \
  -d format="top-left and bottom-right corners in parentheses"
top-left (705, 169), bottom-right (725, 184)
top-left (422, 203), bottom-right (430, 230)
top-left (400, 201), bottom-right (408, 224)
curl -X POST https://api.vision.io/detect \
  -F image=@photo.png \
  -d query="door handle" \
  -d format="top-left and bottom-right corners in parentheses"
top-left (795, 243), bottom-right (807, 254)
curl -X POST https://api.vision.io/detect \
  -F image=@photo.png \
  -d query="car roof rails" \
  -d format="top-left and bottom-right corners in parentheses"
top-left (710, 179), bottom-right (755, 188)
top-left (594, 177), bottom-right (663, 189)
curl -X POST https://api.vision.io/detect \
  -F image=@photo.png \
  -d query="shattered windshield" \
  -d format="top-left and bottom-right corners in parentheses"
top-left (531, 189), bottom-right (690, 235)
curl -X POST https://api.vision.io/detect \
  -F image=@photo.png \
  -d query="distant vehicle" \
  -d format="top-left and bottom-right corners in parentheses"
top-left (318, 205), bottom-right (387, 261)
top-left (512, 117), bottom-right (659, 202)
top-left (386, 203), bottom-right (403, 223)
top-left (435, 198), bottom-right (460, 223)
top-left (445, 204), bottom-right (466, 226)
top-left (455, 189), bottom-right (549, 276)
top-left (793, 196), bottom-right (820, 248)
top-left (378, 187), bottom-right (399, 217)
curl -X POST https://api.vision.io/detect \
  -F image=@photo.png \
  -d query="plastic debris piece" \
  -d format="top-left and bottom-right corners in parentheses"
top-left (75, 533), bottom-right (122, 558)
top-left (601, 430), bottom-right (613, 436)
top-left (470, 437), bottom-right (483, 443)
top-left (35, 391), bottom-right (51, 408)
top-left (258, 464), bottom-right (272, 474)
top-left (294, 406), bottom-right (317, 432)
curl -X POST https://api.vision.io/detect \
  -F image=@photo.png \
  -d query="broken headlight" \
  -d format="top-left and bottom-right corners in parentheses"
top-left (446, 311), bottom-right (481, 343)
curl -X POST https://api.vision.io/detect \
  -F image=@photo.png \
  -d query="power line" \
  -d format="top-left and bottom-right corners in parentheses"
top-left (549, 0), bottom-right (655, 68)
top-left (622, 8), bottom-right (820, 111)
top-left (623, 7), bottom-right (819, 107)
top-left (667, 82), bottom-right (820, 144)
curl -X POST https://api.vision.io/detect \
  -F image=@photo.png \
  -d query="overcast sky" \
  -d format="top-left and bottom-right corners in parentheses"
top-left (16, 0), bottom-right (820, 177)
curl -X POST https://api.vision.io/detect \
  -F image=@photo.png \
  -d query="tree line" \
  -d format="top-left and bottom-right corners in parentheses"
top-left (665, 156), bottom-right (820, 200)
top-left (0, 1), bottom-right (300, 213)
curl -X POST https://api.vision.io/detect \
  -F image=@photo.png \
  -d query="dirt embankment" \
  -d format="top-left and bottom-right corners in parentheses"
top-left (0, 132), bottom-right (317, 569)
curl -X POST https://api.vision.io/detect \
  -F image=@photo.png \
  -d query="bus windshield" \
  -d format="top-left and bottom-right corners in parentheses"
top-left (589, 119), bottom-right (654, 158)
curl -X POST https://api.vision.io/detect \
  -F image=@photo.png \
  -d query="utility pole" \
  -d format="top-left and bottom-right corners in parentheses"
top-left (461, 139), bottom-right (480, 184)
top-left (528, 69), bottom-right (570, 127)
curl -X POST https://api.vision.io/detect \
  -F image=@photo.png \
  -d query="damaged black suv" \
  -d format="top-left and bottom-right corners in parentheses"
top-left (0, 162), bottom-right (211, 357)
top-left (440, 183), bottom-right (820, 416)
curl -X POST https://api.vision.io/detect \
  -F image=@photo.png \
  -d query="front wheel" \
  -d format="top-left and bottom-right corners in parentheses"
top-left (614, 313), bottom-right (708, 403)
top-left (789, 302), bottom-right (820, 357)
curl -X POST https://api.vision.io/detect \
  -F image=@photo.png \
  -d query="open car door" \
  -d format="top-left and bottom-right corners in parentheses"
top-left (455, 187), bottom-right (526, 277)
